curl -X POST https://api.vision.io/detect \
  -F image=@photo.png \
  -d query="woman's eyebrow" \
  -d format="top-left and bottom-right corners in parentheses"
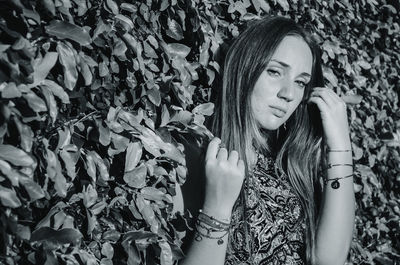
top-left (270, 59), bottom-right (311, 77)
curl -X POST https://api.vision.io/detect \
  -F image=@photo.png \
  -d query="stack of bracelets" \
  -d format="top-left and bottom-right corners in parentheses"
top-left (194, 209), bottom-right (231, 245)
top-left (324, 149), bottom-right (354, 189)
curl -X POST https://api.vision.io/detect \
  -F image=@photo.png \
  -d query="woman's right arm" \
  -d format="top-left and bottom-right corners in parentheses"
top-left (178, 137), bottom-right (245, 265)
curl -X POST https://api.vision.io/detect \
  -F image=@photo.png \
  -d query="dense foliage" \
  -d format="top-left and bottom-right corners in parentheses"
top-left (0, 0), bottom-right (398, 264)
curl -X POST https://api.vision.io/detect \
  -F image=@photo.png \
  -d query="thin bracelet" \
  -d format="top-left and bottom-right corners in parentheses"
top-left (195, 226), bottom-right (229, 245)
top-left (324, 173), bottom-right (353, 189)
top-left (195, 219), bottom-right (229, 245)
top-left (326, 163), bottom-right (353, 170)
top-left (328, 149), bottom-right (351, 152)
top-left (198, 209), bottom-right (230, 228)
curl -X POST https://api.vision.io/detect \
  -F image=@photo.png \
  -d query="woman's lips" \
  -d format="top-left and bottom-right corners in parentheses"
top-left (270, 106), bottom-right (287, 118)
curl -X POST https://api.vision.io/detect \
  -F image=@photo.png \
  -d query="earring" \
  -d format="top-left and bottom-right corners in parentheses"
top-left (284, 122), bottom-right (287, 130)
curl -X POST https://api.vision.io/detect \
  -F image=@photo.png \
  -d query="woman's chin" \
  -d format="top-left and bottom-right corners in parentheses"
top-left (259, 122), bottom-right (285, 131)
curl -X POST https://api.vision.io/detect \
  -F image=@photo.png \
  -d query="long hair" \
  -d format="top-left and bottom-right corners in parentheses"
top-left (210, 16), bottom-right (325, 264)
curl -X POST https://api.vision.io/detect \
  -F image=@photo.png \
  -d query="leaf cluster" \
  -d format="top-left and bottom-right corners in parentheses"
top-left (0, 0), bottom-right (398, 264)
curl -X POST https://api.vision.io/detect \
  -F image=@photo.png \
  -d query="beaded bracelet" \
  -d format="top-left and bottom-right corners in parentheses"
top-left (324, 173), bottom-right (353, 189)
top-left (198, 210), bottom-right (230, 229)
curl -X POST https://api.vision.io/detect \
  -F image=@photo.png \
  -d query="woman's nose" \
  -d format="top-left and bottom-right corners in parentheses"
top-left (277, 80), bottom-right (294, 102)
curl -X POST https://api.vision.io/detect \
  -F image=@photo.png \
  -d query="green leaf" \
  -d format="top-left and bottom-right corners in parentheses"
top-left (60, 144), bottom-right (78, 180)
top-left (0, 159), bottom-right (21, 186)
top-left (53, 211), bottom-right (67, 230)
top-left (40, 0), bottom-right (56, 16)
top-left (139, 3), bottom-right (150, 21)
top-left (140, 127), bottom-right (185, 164)
top-left (2, 82), bottom-right (21, 98)
top-left (166, 18), bottom-right (183, 40)
top-left (342, 95), bottom-right (362, 105)
top-left (352, 143), bottom-right (363, 161)
top-left (143, 41), bottom-right (158, 58)
top-left (90, 201), bottom-right (107, 215)
top-left (99, 61), bottom-right (109, 77)
top-left (46, 20), bottom-right (92, 45)
top-left (135, 194), bottom-right (159, 233)
top-left (45, 147), bottom-right (57, 180)
top-left (78, 59), bottom-right (93, 86)
top-left (41, 84), bottom-right (58, 123)
top-left (13, 117), bottom-right (34, 152)
top-left (0, 144), bottom-right (35, 166)
top-left (160, 0), bottom-right (169, 11)
top-left (30, 227), bottom-right (83, 247)
top-left (159, 241), bottom-right (173, 265)
top-left (0, 44), bottom-right (10, 52)
top-left (141, 187), bottom-right (170, 202)
top-left (56, 127), bottom-right (71, 150)
top-left (109, 133), bottom-right (130, 155)
top-left (163, 43), bottom-right (190, 58)
top-left (125, 142), bottom-right (143, 172)
top-left (56, 42), bottom-right (78, 90)
top-left (23, 91), bottom-right (48, 112)
top-left (323, 67), bottom-right (338, 87)
top-left (120, 3), bottom-right (137, 13)
top-left (17, 224), bottom-right (31, 240)
top-left (112, 39), bottom-right (128, 58)
top-left (73, 0), bottom-right (89, 16)
top-left (115, 14), bottom-right (134, 32)
top-left (192, 103), bottom-right (214, 116)
top-left (19, 176), bottom-right (45, 201)
top-left (54, 158), bottom-right (68, 197)
top-left (147, 88), bottom-right (161, 106)
top-left (35, 202), bottom-right (67, 228)
top-left (147, 35), bottom-right (159, 49)
top-left (40, 80), bottom-right (70, 104)
top-left (105, 0), bottom-right (119, 15)
top-left (124, 244), bottom-right (141, 265)
top-left (124, 163), bottom-right (147, 188)
top-left (86, 153), bottom-right (97, 182)
top-left (103, 229), bottom-right (121, 241)
top-left (160, 104), bottom-right (170, 127)
top-left (276, 0), bottom-right (290, 11)
top-left (0, 186), bottom-right (21, 208)
top-left (96, 120), bottom-right (111, 146)
top-left (251, 0), bottom-right (270, 12)
top-left (101, 242), bottom-right (114, 259)
top-left (122, 230), bottom-right (157, 242)
top-left (91, 151), bottom-right (110, 181)
top-left (82, 184), bottom-right (98, 208)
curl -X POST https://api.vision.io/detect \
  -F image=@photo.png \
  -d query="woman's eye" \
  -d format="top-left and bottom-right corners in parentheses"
top-left (296, 80), bottom-right (307, 89)
top-left (267, 69), bottom-right (281, 77)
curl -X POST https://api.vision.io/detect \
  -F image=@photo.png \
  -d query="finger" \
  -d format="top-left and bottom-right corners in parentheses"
top-left (237, 160), bottom-right (245, 176)
top-left (313, 87), bottom-right (342, 103)
top-left (217, 147), bottom-right (228, 161)
top-left (205, 137), bottom-right (221, 160)
top-left (308, 96), bottom-right (329, 116)
top-left (310, 90), bottom-right (336, 108)
top-left (228, 150), bottom-right (239, 164)
top-left (315, 88), bottom-right (347, 109)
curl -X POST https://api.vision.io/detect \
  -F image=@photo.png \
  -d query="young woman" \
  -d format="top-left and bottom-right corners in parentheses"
top-left (175, 16), bottom-right (355, 265)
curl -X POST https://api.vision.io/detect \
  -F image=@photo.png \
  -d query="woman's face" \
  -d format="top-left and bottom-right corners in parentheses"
top-left (250, 35), bottom-right (313, 130)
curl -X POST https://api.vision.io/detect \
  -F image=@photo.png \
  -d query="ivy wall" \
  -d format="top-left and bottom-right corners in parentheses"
top-left (0, 0), bottom-right (399, 264)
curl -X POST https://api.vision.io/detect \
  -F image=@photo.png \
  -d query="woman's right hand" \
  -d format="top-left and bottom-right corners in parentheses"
top-left (202, 137), bottom-right (245, 219)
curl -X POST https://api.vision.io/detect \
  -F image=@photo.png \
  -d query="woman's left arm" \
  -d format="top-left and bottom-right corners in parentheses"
top-left (308, 87), bottom-right (355, 265)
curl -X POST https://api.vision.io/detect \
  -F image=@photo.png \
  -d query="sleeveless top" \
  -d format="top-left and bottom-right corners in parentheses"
top-left (225, 152), bottom-right (306, 265)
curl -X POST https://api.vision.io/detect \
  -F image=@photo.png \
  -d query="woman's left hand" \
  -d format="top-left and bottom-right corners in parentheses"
top-left (308, 87), bottom-right (351, 149)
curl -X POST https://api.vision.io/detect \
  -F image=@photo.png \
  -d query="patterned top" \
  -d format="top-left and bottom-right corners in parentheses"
top-left (225, 153), bottom-right (306, 265)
